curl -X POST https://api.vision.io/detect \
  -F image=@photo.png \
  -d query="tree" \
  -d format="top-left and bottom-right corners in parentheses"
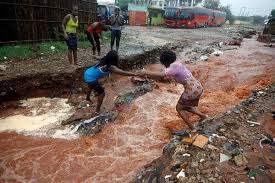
top-left (203, 0), bottom-right (220, 10)
top-left (253, 16), bottom-right (265, 25)
top-left (203, 0), bottom-right (235, 25)
top-left (117, 0), bottom-right (134, 9)
top-left (220, 5), bottom-right (234, 24)
top-left (271, 9), bottom-right (275, 17)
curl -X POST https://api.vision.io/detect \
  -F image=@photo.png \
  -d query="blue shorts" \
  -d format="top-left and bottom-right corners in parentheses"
top-left (66, 33), bottom-right (77, 50)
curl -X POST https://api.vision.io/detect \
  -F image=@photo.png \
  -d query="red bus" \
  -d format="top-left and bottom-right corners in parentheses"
top-left (164, 7), bottom-right (180, 27)
top-left (164, 7), bottom-right (226, 28)
top-left (208, 10), bottom-right (226, 27)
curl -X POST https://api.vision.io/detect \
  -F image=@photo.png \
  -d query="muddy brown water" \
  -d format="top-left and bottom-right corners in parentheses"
top-left (0, 38), bottom-right (274, 182)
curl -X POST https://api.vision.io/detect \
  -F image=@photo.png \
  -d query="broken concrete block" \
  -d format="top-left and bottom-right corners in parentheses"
top-left (193, 135), bottom-right (209, 148)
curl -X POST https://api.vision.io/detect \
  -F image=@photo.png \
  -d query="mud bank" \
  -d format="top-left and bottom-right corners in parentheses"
top-left (135, 85), bottom-right (275, 183)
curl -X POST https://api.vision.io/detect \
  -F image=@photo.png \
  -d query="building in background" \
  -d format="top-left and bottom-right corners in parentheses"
top-left (128, 3), bottom-right (148, 26)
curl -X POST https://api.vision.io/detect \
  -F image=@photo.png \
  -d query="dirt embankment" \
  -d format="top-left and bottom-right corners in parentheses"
top-left (135, 85), bottom-right (275, 183)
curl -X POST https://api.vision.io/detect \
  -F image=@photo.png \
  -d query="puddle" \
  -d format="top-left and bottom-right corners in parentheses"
top-left (0, 97), bottom-right (75, 137)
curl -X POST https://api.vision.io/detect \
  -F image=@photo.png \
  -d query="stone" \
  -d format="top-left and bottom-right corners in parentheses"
top-left (234, 154), bottom-right (248, 166)
top-left (193, 135), bottom-right (209, 148)
top-left (208, 144), bottom-right (218, 150)
top-left (176, 169), bottom-right (186, 179)
top-left (0, 65), bottom-right (8, 71)
top-left (220, 153), bottom-right (231, 163)
top-left (200, 55), bottom-right (209, 61)
top-left (172, 130), bottom-right (189, 137)
top-left (191, 162), bottom-right (199, 168)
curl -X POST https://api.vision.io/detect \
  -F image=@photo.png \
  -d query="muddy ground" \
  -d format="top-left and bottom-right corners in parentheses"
top-left (136, 85), bottom-right (275, 183)
top-left (0, 25), bottom-right (274, 183)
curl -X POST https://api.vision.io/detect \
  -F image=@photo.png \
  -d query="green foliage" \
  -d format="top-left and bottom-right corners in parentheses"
top-left (203, 0), bottom-right (220, 10)
top-left (78, 32), bottom-right (87, 42)
top-left (252, 16), bottom-right (265, 25)
top-left (0, 40), bottom-right (91, 61)
top-left (100, 31), bottom-right (111, 44)
top-left (117, 0), bottom-right (134, 9)
top-left (204, 0), bottom-right (235, 24)
top-left (0, 45), bottom-right (32, 61)
top-left (271, 9), bottom-right (275, 17)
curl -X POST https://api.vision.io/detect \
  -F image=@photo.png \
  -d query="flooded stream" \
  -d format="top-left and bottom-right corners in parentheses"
top-left (0, 38), bottom-right (274, 182)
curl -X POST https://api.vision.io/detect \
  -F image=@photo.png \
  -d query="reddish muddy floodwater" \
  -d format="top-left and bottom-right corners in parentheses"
top-left (0, 38), bottom-right (274, 183)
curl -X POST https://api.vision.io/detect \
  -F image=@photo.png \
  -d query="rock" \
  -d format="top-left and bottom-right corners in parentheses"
top-left (207, 144), bottom-right (219, 150)
top-left (220, 153), bottom-right (231, 163)
top-left (199, 159), bottom-right (205, 163)
top-left (200, 55), bottom-right (209, 61)
top-left (0, 65), bottom-right (8, 71)
top-left (0, 91), bottom-right (7, 97)
top-left (176, 169), bottom-right (186, 179)
top-left (182, 153), bottom-right (191, 157)
top-left (191, 162), bottom-right (199, 168)
top-left (193, 135), bottom-right (209, 148)
top-left (172, 130), bottom-right (189, 137)
top-left (234, 154), bottom-right (248, 166)
top-left (211, 50), bottom-right (223, 56)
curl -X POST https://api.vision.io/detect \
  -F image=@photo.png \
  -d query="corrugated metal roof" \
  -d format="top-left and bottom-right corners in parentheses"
top-left (128, 3), bottom-right (148, 12)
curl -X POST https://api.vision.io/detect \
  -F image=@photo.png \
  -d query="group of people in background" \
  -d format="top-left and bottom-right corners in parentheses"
top-left (62, 6), bottom-right (123, 65)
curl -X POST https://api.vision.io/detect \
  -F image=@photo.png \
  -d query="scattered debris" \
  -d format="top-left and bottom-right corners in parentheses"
top-left (176, 169), bottom-right (186, 179)
top-left (182, 153), bottom-right (191, 157)
top-left (247, 169), bottom-right (257, 180)
top-left (182, 137), bottom-right (193, 144)
top-left (234, 154), bottom-right (248, 167)
top-left (192, 135), bottom-right (209, 148)
top-left (220, 153), bottom-right (231, 163)
top-left (0, 65), bottom-right (8, 71)
top-left (199, 55), bottom-right (209, 61)
top-left (172, 130), bottom-right (189, 137)
top-left (246, 120), bottom-right (260, 126)
top-left (212, 50), bottom-right (223, 56)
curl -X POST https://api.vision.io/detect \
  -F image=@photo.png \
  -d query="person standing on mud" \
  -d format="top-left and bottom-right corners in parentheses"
top-left (62, 5), bottom-right (79, 65)
top-left (86, 22), bottom-right (109, 56)
top-left (84, 50), bottom-right (137, 115)
top-left (110, 8), bottom-right (123, 52)
top-left (138, 51), bottom-right (207, 130)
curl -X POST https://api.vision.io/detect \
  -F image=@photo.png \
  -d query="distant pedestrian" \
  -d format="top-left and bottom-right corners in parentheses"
top-left (110, 8), bottom-right (123, 52)
top-left (86, 22), bottom-right (109, 56)
top-left (62, 5), bottom-right (79, 65)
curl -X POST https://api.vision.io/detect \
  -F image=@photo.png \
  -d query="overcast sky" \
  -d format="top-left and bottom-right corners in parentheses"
top-left (98, 0), bottom-right (275, 16)
top-left (220, 0), bottom-right (274, 16)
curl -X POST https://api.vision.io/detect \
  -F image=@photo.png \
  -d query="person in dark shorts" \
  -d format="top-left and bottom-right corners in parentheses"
top-left (86, 22), bottom-right (108, 56)
top-left (137, 51), bottom-right (208, 130)
top-left (110, 8), bottom-right (123, 52)
top-left (62, 5), bottom-right (79, 65)
top-left (84, 50), bottom-right (137, 115)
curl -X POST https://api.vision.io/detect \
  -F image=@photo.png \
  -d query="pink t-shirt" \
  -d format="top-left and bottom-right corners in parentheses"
top-left (164, 61), bottom-right (192, 84)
